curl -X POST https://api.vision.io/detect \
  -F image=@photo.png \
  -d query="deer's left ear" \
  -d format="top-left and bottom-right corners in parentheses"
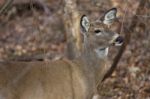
top-left (103, 8), bottom-right (117, 24)
top-left (80, 15), bottom-right (90, 33)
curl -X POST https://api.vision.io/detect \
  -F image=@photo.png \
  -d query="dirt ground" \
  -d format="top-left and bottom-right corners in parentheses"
top-left (0, 0), bottom-right (149, 99)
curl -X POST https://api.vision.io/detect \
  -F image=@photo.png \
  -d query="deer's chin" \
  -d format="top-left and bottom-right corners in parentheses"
top-left (111, 42), bottom-right (123, 47)
top-left (114, 42), bottom-right (123, 46)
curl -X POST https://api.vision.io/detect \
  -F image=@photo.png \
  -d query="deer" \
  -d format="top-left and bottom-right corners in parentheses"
top-left (0, 8), bottom-right (123, 99)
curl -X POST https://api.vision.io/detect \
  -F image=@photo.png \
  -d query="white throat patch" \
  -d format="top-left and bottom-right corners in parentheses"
top-left (94, 47), bottom-right (109, 58)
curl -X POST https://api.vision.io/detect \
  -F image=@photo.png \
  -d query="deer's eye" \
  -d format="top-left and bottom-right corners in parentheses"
top-left (94, 29), bottom-right (102, 36)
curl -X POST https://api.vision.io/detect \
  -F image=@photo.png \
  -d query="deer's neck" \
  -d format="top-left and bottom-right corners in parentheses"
top-left (80, 38), bottom-right (108, 69)
top-left (77, 38), bottom-right (109, 83)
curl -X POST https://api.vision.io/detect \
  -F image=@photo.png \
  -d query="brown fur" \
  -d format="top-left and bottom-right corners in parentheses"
top-left (0, 60), bottom-right (99, 99)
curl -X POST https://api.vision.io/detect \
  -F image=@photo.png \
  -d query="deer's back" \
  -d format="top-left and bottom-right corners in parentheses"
top-left (0, 60), bottom-right (93, 99)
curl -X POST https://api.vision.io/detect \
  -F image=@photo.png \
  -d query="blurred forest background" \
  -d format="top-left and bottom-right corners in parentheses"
top-left (0, 0), bottom-right (150, 98)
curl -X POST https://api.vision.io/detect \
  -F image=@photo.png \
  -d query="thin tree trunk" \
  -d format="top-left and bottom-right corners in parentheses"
top-left (63, 0), bottom-right (81, 59)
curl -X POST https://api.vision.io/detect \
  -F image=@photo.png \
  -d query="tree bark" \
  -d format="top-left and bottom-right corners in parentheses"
top-left (63, 0), bottom-right (81, 59)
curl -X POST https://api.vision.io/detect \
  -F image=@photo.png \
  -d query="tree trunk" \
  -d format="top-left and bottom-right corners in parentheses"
top-left (63, 0), bottom-right (81, 59)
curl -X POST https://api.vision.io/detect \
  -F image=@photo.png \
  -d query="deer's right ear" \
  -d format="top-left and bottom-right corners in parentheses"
top-left (102, 8), bottom-right (117, 25)
top-left (80, 15), bottom-right (90, 33)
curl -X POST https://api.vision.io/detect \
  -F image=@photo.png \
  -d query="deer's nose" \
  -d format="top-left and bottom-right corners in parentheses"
top-left (114, 36), bottom-right (123, 46)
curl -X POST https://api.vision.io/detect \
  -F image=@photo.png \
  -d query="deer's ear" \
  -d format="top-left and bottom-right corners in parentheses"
top-left (103, 8), bottom-right (117, 24)
top-left (80, 15), bottom-right (90, 33)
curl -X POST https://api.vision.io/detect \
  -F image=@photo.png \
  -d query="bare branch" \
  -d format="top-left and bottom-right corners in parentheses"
top-left (102, 0), bottom-right (147, 81)
top-left (0, 0), bottom-right (13, 14)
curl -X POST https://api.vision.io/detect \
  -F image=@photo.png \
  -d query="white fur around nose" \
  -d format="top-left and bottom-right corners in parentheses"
top-left (109, 33), bottom-right (119, 44)
top-left (94, 47), bottom-right (109, 58)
